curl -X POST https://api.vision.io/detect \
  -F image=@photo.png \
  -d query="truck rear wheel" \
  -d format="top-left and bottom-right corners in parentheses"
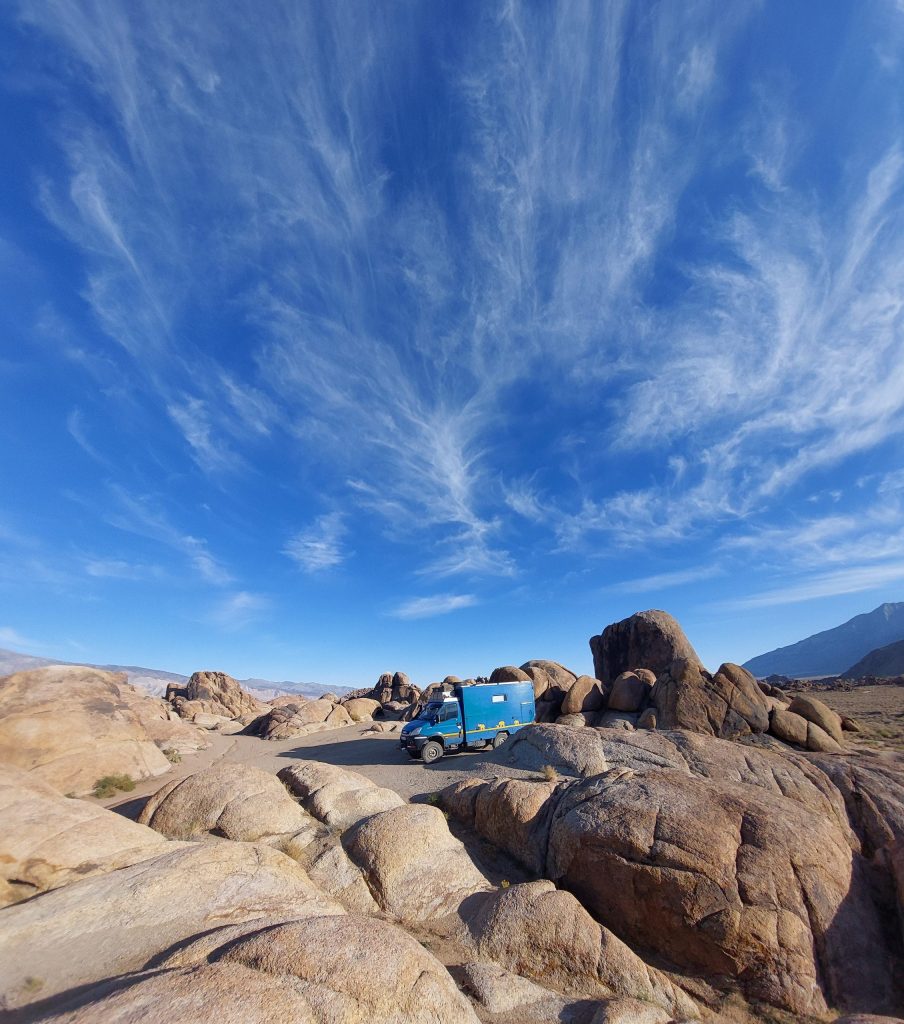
top-left (421, 740), bottom-right (443, 764)
top-left (492, 732), bottom-right (509, 749)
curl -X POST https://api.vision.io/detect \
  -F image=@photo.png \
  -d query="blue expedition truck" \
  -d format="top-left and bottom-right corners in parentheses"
top-left (400, 680), bottom-right (535, 763)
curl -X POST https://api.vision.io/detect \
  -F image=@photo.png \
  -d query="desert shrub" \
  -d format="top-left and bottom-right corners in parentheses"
top-left (162, 747), bottom-right (182, 763)
top-left (93, 774), bottom-right (136, 799)
top-left (425, 792), bottom-right (440, 805)
top-left (540, 764), bottom-right (559, 783)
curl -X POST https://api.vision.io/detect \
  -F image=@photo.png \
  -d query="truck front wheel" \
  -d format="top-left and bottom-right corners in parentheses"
top-left (421, 740), bottom-right (443, 764)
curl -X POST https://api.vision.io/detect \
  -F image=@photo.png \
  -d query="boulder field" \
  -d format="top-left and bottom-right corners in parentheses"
top-left (0, 758), bottom-right (714, 1023)
top-left (3, 608), bottom-right (904, 1022)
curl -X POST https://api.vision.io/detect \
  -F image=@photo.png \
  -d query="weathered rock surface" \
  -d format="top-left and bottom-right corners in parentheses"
top-left (769, 706), bottom-right (809, 746)
top-left (254, 697), bottom-right (345, 740)
top-left (651, 659), bottom-right (771, 738)
top-left (458, 960), bottom-right (567, 1017)
top-left (451, 726), bottom-right (900, 1017)
top-left (489, 665), bottom-right (533, 684)
top-left (520, 659), bottom-right (577, 701)
top-left (545, 767), bottom-right (889, 1015)
top-left (344, 803), bottom-right (491, 919)
top-left (178, 669), bottom-right (265, 719)
top-left (443, 776), bottom-right (561, 874)
top-left (502, 724), bottom-right (611, 777)
top-left (278, 760), bottom-right (403, 829)
top-left (342, 697), bottom-right (381, 721)
top-left (789, 693), bottom-right (845, 745)
top-left (0, 766), bottom-right (168, 907)
top-left (590, 610), bottom-right (703, 684)
top-left (607, 671), bottom-right (652, 712)
top-left (597, 710), bottom-right (637, 730)
top-left (138, 763), bottom-right (310, 841)
top-left (0, 665), bottom-right (196, 795)
top-left (561, 674), bottom-right (605, 715)
top-left (40, 914), bottom-right (480, 1024)
top-left (0, 842), bottom-right (340, 1010)
top-left (459, 880), bottom-right (698, 1019)
top-left (282, 823), bottom-right (380, 914)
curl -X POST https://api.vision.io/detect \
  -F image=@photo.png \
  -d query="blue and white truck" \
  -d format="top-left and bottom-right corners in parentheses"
top-left (399, 680), bottom-right (535, 763)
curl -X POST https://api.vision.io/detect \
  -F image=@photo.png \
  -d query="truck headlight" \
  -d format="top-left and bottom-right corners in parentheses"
top-left (408, 726), bottom-right (421, 736)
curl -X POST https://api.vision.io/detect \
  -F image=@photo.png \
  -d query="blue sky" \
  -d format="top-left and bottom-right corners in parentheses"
top-left (1, 1), bottom-right (903, 687)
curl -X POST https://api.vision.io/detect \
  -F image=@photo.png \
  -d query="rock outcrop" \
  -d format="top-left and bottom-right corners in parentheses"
top-left (138, 762), bottom-right (310, 841)
top-left (651, 659), bottom-right (771, 738)
top-left (520, 659), bottom-right (578, 701)
top-left (278, 760), bottom-right (404, 828)
top-left (38, 914), bottom-right (482, 1024)
top-left (253, 696), bottom-right (352, 740)
top-left (0, 665), bottom-right (205, 796)
top-left (168, 669), bottom-right (266, 721)
top-left (0, 841), bottom-right (339, 1009)
top-left (446, 725), bottom-right (903, 1018)
top-left (345, 803), bottom-right (492, 920)
top-left (459, 880), bottom-right (698, 1019)
top-left (0, 766), bottom-right (168, 907)
top-left (589, 609), bottom-right (702, 684)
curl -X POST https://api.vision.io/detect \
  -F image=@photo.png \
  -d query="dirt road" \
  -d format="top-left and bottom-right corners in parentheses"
top-left (107, 723), bottom-right (523, 818)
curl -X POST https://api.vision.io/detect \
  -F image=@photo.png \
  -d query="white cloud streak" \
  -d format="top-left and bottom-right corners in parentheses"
top-left (284, 513), bottom-right (349, 573)
top-left (389, 593), bottom-right (478, 620)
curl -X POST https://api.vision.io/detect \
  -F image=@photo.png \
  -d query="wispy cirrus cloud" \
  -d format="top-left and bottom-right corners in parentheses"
top-left (10, 0), bottom-right (904, 642)
top-left (609, 565), bottom-right (723, 594)
top-left (84, 558), bottom-right (165, 581)
top-left (721, 561), bottom-right (904, 610)
top-left (206, 590), bottom-right (270, 628)
top-left (284, 513), bottom-right (349, 573)
top-left (104, 485), bottom-right (232, 585)
top-left (389, 593), bottom-right (477, 620)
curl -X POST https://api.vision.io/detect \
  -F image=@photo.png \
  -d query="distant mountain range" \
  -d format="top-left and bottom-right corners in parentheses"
top-left (0, 647), bottom-right (351, 702)
top-left (842, 638), bottom-right (904, 679)
top-left (743, 602), bottom-right (904, 678)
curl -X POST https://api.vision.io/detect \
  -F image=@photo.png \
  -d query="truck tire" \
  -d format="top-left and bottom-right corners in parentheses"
top-left (421, 740), bottom-right (443, 764)
top-left (492, 732), bottom-right (509, 749)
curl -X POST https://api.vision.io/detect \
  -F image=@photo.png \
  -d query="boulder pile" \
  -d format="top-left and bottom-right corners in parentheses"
top-left (166, 669), bottom-right (267, 731)
top-left (251, 695), bottom-right (353, 740)
top-left (343, 670), bottom-right (423, 720)
top-left (500, 610), bottom-right (853, 755)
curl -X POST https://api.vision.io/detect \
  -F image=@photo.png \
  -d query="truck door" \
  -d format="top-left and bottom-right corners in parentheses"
top-left (438, 701), bottom-right (462, 746)
top-left (521, 701), bottom-right (533, 724)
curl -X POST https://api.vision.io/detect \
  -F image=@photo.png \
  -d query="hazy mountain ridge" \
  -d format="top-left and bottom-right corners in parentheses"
top-left (743, 602), bottom-right (904, 678)
top-left (0, 648), bottom-right (349, 702)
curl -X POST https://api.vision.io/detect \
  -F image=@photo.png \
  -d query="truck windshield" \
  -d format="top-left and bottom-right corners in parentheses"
top-left (417, 702), bottom-right (445, 723)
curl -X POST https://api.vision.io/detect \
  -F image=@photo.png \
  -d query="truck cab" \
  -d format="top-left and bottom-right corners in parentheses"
top-left (400, 681), bottom-right (535, 763)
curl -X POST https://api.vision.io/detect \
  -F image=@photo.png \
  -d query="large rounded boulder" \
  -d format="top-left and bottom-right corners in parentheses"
top-left (138, 763), bottom-right (310, 841)
top-left (589, 610), bottom-right (702, 685)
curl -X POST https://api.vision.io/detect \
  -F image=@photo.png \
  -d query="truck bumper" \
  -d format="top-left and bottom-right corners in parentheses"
top-left (400, 734), bottom-right (428, 753)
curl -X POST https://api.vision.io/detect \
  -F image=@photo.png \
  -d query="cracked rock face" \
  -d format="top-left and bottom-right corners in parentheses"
top-left (590, 610), bottom-right (703, 685)
top-left (446, 727), bottom-right (902, 1018)
top-left (651, 659), bottom-right (771, 738)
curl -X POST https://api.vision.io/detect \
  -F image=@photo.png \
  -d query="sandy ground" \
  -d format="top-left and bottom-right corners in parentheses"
top-left (816, 684), bottom-right (904, 751)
